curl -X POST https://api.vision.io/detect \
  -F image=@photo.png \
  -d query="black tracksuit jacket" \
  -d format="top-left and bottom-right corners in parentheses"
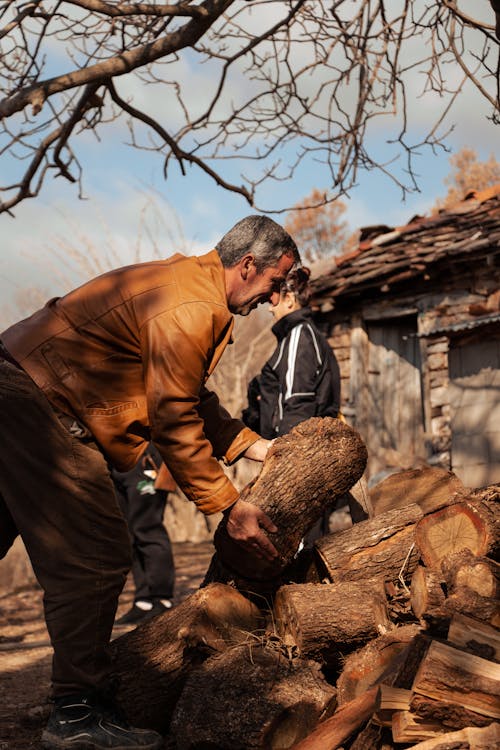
top-left (257, 308), bottom-right (341, 439)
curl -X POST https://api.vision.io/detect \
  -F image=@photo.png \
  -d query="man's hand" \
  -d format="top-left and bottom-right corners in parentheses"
top-left (224, 499), bottom-right (278, 562)
top-left (243, 438), bottom-right (273, 462)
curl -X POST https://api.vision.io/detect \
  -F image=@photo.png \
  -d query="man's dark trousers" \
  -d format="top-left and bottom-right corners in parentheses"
top-left (0, 358), bottom-right (131, 697)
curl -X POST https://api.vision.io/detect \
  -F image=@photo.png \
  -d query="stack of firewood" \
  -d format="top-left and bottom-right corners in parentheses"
top-left (109, 418), bottom-right (499, 749)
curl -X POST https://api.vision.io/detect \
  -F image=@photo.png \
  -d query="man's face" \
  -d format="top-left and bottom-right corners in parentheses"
top-left (229, 253), bottom-right (294, 316)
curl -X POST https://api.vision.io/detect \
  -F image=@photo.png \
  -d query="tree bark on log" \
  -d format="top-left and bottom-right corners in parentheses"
top-left (369, 467), bottom-right (466, 517)
top-left (110, 583), bottom-right (263, 732)
top-left (289, 687), bottom-right (380, 750)
top-left (410, 566), bottom-right (446, 620)
top-left (170, 644), bottom-right (337, 750)
top-left (204, 417), bottom-right (368, 589)
top-left (423, 585), bottom-right (500, 632)
top-left (315, 503), bottom-right (423, 584)
top-left (415, 502), bottom-right (495, 569)
top-left (468, 483), bottom-right (500, 561)
top-left (336, 624), bottom-right (422, 705)
top-left (409, 693), bottom-right (494, 730)
top-left (274, 579), bottom-right (392, 667)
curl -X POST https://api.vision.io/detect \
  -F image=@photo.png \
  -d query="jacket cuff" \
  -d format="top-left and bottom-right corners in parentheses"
top-left (195, 479), bottom-right (239, 515)
top-left (223, 427), bottom-right (261, 465)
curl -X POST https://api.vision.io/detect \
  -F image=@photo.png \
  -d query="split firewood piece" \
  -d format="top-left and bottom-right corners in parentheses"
top-left (441, 548), bottom-right (500, 600)
top-left (391, 711), bottom-right (446, 743)
top-left (369, 466), bottom-right (466, 517)
top-left (315, 503), bottom-right (423, 584)
top-left (409, 693), bottom-right (494, 731)
top-left (289, 686), bottom-right (380, 750)
top-left (447, 612), bottom-right (500, 662)
top-left (410, 566), bottom-right (446, 620)
top-left (206, 417), bottom-right (368, 583)
top-left (336, 623), bottom-right (422, 705)
top-left (170, 643), bottom-right (337, 750)
top-left (273, 579), bottom-right (392, 667)
top-left (401, 722), bottom-right (500, 750)
top-left (415, 502), bottom-right (490, 569)
top-left (110, 583), bottom-right (263, 732)
top-left (373, 685), bottom-right (411, 727)
top-left (412, 639), bottom-right (500, 720)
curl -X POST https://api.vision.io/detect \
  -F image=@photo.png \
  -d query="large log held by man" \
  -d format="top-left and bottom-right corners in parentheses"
top-left (209, 417), bottom-right (368, 582)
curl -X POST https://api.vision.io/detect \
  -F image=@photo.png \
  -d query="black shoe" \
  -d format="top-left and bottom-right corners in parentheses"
top-left (115, 604), bottom-right (153, 626)
top-left (41, 694), bottom-right (163, 749)
top-left (116, 600), bottom-right (172, 626)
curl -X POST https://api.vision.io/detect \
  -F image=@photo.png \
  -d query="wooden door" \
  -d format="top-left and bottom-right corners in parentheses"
top-left (449, 334), bottom-right (500, 487)
top-left (364, 317), bottom-right (425, 480)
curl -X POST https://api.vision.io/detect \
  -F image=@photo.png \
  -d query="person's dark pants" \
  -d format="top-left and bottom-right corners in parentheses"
top-left (112, 458), bottom-right (175, 602)
top-left (0, 359), bottom-right (131, 697)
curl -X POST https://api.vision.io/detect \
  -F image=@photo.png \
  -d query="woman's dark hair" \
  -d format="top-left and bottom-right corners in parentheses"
top-left (281, 266), bottom-right (311, 307)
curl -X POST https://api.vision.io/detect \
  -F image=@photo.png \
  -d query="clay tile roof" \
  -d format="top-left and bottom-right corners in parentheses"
top-left (311, 184), bottom-right (500, 303)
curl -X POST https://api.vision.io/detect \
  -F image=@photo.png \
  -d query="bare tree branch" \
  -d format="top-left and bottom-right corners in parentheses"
top-left (0, 0), bottom-right (498, 217)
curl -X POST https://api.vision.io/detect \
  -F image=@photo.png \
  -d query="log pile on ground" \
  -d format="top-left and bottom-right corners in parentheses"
top-left (110, 420), bottom-right (499, 749)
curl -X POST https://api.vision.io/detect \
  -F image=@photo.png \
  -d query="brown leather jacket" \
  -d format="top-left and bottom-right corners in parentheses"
top-left (2, 250), bottom-right (259, 514)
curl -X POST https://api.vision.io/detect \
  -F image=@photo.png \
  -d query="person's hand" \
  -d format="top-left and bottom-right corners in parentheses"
top-left (243, 438), bottom-right (273, 462)
top-left (224, 499), bottom-right (278, 562)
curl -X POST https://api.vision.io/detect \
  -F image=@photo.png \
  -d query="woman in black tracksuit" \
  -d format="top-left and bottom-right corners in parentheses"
top-left (257, 266), bottom-right (340, 440)
top-left (243, 267), bottom-right (341, 544)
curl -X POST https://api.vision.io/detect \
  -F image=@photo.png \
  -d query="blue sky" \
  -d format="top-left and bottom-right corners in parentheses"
top-left (1, 68), bottom-right (498, 326)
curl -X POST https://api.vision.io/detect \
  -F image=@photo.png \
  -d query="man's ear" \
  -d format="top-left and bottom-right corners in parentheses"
top-left (240, 254), bottom-right (256, 280)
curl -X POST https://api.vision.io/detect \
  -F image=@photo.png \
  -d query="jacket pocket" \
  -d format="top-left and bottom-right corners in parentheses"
top-left (86, 401), bottom-right (138, 416)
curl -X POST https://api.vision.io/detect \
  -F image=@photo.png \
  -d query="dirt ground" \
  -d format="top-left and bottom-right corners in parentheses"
top-left (0, 541), bottom-right (215, 750)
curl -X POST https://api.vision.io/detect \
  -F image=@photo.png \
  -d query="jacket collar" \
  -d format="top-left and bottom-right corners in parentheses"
top-left (271, 307), bottom-right (313, 341)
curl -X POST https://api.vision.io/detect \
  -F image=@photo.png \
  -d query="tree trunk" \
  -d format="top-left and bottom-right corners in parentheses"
top-left (204, 417), bottom-right (368, 588)
top-left (170, 644), bottom-right (337, 750)
top-left (336, 624), bottom-right (422, 705)
top-left (289, 687), bottom-right (380, 750)
top-left (274, 579), bottom-right (392, 667)
top-left (412, 640), bottom-right (500, 719)
top-left (410, 566), bottom-right (446, 620)
top-left (369, 467), bottom-right (465, 517)
top-left (315, 503), bottom-right (423, 584)
top-left (110, 583), bottom-right (263, 732)
top-left (415, 502), bottom-right (493, 569)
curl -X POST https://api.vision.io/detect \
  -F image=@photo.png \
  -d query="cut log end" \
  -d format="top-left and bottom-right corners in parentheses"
top-left (415, 503), bottom-right (489, 569)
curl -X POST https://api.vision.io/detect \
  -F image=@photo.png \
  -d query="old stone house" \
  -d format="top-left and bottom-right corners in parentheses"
top-left (310, 185), bottom-right (500, 489)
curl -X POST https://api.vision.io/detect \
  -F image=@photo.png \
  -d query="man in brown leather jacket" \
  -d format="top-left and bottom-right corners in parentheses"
top-left (0, 215), bottom-right (299, 750)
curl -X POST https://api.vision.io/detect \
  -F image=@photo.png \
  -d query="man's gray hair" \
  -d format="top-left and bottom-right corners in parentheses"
top-left (216, 215), bottom-right (300, 272)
